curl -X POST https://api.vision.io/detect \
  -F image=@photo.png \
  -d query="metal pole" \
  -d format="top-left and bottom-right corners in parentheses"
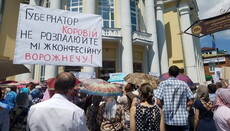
top-left (211, 34), bottom-right (219, 66)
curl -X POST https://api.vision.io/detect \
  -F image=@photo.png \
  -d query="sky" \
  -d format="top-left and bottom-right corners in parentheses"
top-left (196, 0), bottom-right (230, 53)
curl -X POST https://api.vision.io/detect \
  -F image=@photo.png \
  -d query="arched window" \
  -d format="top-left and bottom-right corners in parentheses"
top-left (67, 0), bottom-right (83, 12)
top-left (98, 0), bottom-right (114, 28)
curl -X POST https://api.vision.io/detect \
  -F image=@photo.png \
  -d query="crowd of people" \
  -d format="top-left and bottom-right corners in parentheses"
top-left (0, 66), bottom-right (229, 131)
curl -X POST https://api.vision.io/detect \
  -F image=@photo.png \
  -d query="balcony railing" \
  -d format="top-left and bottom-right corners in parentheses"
top-left (132, 31), bottom-right (153, 45)
top-left (102, 28), bottom-right (122, 40)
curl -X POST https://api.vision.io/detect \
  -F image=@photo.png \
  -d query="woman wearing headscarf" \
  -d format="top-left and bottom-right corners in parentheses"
top-left (194, 85), bottom-right (216, 131)
top-left (10, 92), bottom-right (30, 131)
top-left (97, 96), bottom-right (126, 131)
top-left (86, 95), bottom-right (102, 131)
top-left (213, 88), bottom-right (230, 131)
top-left (130, 83), bottom-right (165, 131)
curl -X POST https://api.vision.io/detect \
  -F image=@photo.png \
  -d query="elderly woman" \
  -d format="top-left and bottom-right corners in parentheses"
top-left (213, 88), bottom-right (230, 131)
top-left (194, 85), bottom-right (216, 131)
top-left (97, 96), bottom-right (126, 131)
top-left (130, 83), bottom-right (165, 131)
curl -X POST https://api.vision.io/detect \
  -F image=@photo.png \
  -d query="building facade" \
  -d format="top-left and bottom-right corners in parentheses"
top-left (202, 47), bottom-right (230, 81)
top-left (0, 0), bottom-right (205, 83)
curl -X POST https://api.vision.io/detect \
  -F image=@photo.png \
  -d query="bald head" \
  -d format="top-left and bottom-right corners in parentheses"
top-left (55, 72), bottom-right (76, 94)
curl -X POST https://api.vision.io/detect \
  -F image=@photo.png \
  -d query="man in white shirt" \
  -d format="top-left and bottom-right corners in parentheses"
top-left (27, 72), bottom-right (87, 131)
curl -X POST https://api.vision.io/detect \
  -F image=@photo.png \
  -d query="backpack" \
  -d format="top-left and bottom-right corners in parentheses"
top-left (10, 107), bottom-right (29, 131)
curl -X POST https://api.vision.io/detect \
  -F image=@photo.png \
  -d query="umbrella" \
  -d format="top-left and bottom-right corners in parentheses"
top-left (159, 72), bottom-right (195, 87)
top-left (19, 79), bottom-right (41, 85)
top-left (0, 59), bottom-right (30, 79)
top-left (107, 74), bottom-right (127, 83)
top-left (0, 80), bottom-right (20, 88)
top-left (124, 73), bottom-right (161, 89)
top-left (80, 82), bottom-right (122, 96)
top-left (45, 78), bottom-right (80, 89)
top-left (78, 78), bottom-right (105, 88)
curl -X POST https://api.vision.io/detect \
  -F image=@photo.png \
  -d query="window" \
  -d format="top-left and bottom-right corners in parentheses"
top-left (64, 66), bottom-right (81, 72)
top-left (133, 63), bottom-right (142, 73)
top-left (130, 0), bottom-right (140, 31)
top-left (0, 0), bottom-right (5, 24)
top-left (98, 61), bottom-right (116, 81)
top-left (98, 0), bottom-right (114, 28)
top-left (45, 0), bottom-right (50, 8)
top-left (208, 62), bottom-right (215, 72)
top-left (67, 0), bottom-right (83, 13)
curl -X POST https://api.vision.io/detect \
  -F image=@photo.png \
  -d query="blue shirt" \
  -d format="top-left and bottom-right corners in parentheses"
top-left (155, 77), bottom-right (194, 126)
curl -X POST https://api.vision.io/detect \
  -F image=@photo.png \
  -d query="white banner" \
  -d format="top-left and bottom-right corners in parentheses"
top-left (14, 4), bottom-right (102, 67)
top-left (71, 71), bottom-right (95, 79)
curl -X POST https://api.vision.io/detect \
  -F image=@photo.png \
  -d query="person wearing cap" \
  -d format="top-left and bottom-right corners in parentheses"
top-left (27, 72), bottom-right (87, 131)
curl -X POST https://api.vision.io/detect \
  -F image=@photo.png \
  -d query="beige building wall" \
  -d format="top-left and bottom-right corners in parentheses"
top-left (164, 2), bottom-right (184, 69)
top-left (0, 0), bottom-right (23, 58)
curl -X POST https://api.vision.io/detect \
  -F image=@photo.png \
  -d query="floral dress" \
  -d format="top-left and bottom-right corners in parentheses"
top-left (97, 103), bottom-right (126, 131)
top-left (135, 104), bottom-right (161, 131)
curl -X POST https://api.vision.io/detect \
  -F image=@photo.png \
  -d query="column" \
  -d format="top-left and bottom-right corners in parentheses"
top-left (43, 0), bottom-right (61, 79)
top-left (145, 0), bottom-right (160, 74)
top-left (44, 65), bottom-right (58, 80)
top-left (196, 37), bottom-right (206, 82)
top-left (195, 37), bottom-right (202, 83)
top-left (118, 40), bottom-right (123, 72)
top-left (192, 36), bottom-right (200, 82)
top-left (120, 0), bottom-right (133, 74)
top-left (179, 3), bottom-right (198, 83)
top-left (82, 0), bottom-right (96, 73)
top-left (156, 0), bottom-right (168, 74)
top-left (29, 0), bottom-right (39, 5)
top-left (50, 0), bottom-right (62, 9)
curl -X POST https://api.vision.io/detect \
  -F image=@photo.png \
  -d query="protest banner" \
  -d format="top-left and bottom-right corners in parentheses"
top-left (214, 67), bottom-right (222, 80)
top-left (71, 71), bottom-right (95, 79)
top-left (14, 4), bottom-right (102, 67)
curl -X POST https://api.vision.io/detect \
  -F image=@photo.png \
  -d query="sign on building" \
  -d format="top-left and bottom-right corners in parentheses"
top-left (14, 4), bottom-right (102, 67)
top-left (71, 71), bottom-right (96, 79)
top-left (184, 12), bottom-right (230, 37)
top-left (203, 57), bottom-right (226, 64)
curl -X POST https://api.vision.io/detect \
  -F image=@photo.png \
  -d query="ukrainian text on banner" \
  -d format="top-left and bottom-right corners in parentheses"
top-left (14, 4), bottom-right (102, 67)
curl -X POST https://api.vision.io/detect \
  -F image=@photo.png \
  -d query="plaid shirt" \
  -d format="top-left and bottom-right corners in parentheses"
top-left (155, 77), bottom-right (194, 126)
